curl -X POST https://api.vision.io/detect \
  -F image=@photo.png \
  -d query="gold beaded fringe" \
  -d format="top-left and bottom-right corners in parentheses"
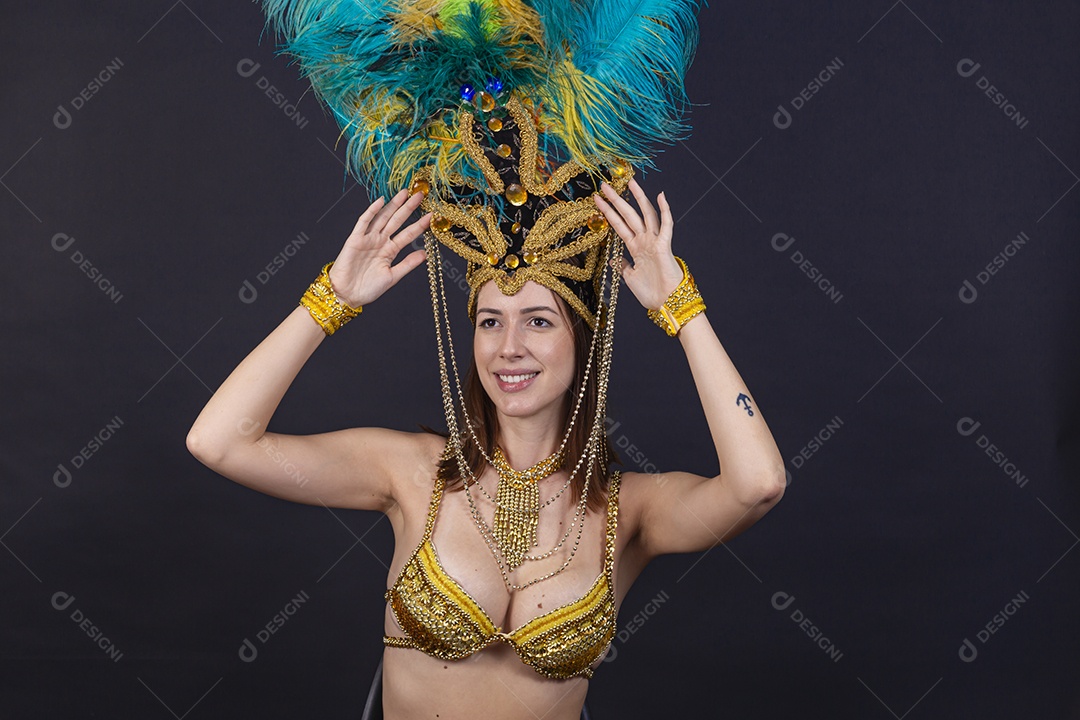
top-left (491, 446), bottom-right (566, 569)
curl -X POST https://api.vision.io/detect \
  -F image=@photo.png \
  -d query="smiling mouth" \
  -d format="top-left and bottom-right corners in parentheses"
top-left (496, 372), bottom-right (539, 383)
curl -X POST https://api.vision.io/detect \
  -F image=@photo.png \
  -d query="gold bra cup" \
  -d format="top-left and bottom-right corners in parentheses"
top-left (384, 472), bottom-right (623, 680)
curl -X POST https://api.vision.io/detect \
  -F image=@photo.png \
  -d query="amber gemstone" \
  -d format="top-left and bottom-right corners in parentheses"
top-left (611, 162), bottom-right (630, 177)
top-left (505, 254), bottom-right (520, 269)
top-left (523, 252), bottom-right (538, 264)
top-left (587, 214), bottom-right (608, 233)
top-left (496, 143), bottom-right (512, 158)
top-left (511, 222), bottom-right (521, 233)
top-left (487, 117), bottom-right (503, 132)
top-left (479, 92), bottom-right (496, 112)
top-left (505, 184), bottom-right (527, 206)
top-left (410, 178), bottom-right (430, 195)
top-left (432, 216), bottom-right (451, 232)
top-left (486, 252), bottom-right (500, 266)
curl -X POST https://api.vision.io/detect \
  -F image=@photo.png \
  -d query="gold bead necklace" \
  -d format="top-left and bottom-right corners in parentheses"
top-left (424, 231), bottom-right (624, 590)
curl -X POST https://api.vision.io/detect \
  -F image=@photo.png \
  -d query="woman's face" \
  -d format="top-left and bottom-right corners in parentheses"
top-left (474, 280), bottom-right (577, 420)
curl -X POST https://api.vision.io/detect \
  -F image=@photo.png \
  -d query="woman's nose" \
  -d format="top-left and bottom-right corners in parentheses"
top-left (498, 323), bottom-right (525, 357)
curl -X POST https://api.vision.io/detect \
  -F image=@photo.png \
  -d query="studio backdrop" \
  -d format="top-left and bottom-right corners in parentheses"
top-left (2, 2), bottom-right (1078, 718)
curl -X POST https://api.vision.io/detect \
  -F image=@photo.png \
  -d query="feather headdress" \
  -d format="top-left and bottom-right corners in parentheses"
top-left (258, 0), bottom-right (702, 205)
top-left (261, 0), bottom-right (706, 595)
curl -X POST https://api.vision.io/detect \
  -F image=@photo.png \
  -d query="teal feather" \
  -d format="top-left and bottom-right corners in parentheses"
top-left (561, 0), bottom-right (702, 167)
top-left (256, 0), bottom-right (703, 199)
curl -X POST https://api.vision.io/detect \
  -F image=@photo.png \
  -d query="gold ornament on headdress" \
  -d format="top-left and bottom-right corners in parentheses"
top-left (416, 92), bottom-right (632, 331)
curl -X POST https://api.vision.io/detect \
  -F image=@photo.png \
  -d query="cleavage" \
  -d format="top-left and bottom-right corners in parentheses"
top-left (430, 485), bottom-right (604, 631)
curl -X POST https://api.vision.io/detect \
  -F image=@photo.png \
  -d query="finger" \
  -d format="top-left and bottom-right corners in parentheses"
top-left (628, 179), bottom-right (659, 235)
top-left (369, 188), bottom-right (410, 235)
top-left (658, 192), bottom-right (674, 241)
top-left (387, 212), bottom-right (432, 255)
top-left (593, 193), bottom-right (639, 249)
top-left (599, 182), bottom-right (645, 236)
top-left (382, 188), bottom-right (427, 239)
top-left (389, 247), bottom-right (428, 287)
top-left (352, 196), bottom-right (387, 236)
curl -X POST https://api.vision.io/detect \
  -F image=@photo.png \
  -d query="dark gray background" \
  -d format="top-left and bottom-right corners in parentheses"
top-left (3, 2), bottom-right (1078, 718)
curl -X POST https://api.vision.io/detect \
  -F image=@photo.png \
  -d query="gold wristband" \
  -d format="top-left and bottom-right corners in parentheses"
top-left (300, 261), bottom-right (362, 336)
top-left (646, 256), bottom-right (706, 337)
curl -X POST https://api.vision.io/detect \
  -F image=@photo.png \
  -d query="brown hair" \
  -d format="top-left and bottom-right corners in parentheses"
top-left (418, 294), bottom-right (621, 514)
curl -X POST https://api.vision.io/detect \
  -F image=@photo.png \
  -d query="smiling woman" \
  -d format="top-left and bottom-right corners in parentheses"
top-left (187, 1), bottom-right (786, 718)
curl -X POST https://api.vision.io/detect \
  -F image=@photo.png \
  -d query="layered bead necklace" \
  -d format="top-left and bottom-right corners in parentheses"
top-left (491, 445), bottom-right (566, 569)
top-left (424, 231), bottom-right (624, 591)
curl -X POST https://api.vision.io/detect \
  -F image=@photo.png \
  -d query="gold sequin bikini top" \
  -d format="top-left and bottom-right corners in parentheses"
top-left (383, 470), bottom-right (623, 680)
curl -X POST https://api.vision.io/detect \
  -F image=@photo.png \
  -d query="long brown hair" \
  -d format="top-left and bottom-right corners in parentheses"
top-left (419, 296), bottom-right (621, 514)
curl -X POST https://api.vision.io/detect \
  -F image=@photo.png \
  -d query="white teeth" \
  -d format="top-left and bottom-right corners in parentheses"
top-left (498, 372), bottom-right (538, 384)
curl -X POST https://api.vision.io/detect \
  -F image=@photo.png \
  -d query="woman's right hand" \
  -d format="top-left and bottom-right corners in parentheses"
top-left (326, 188), bottom-right (431, 308)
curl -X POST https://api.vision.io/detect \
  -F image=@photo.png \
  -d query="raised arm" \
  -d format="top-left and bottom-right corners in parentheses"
top-left (593, 180), bottom-right (786, 559)
top-left (186, 189), bottom-right (432, 512)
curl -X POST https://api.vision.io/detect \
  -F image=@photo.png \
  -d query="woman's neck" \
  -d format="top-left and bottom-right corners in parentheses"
top-left (494, 412), bottom-right (567, 470)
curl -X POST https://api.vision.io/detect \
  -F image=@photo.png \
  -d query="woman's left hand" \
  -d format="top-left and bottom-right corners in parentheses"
top-left (593, 178), bottom-right (685, 311)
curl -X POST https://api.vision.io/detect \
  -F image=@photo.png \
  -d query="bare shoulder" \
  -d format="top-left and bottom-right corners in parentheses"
top-left (382, 430), bottom-right (448, 509)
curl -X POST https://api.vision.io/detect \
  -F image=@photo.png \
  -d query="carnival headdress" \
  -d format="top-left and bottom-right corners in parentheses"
top-left (262, 0), bottom-right (701, 578)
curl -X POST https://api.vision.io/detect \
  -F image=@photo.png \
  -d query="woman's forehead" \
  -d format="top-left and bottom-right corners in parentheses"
top-left (477, 280), bottom-right (559, 308)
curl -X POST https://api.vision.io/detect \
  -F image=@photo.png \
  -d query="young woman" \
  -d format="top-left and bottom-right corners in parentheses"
top-left (187, 179), bottom-right (785, 719)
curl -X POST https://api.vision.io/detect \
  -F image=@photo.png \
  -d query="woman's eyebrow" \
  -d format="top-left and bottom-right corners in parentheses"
top-left (476, 306), bottom-right (558, 315)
